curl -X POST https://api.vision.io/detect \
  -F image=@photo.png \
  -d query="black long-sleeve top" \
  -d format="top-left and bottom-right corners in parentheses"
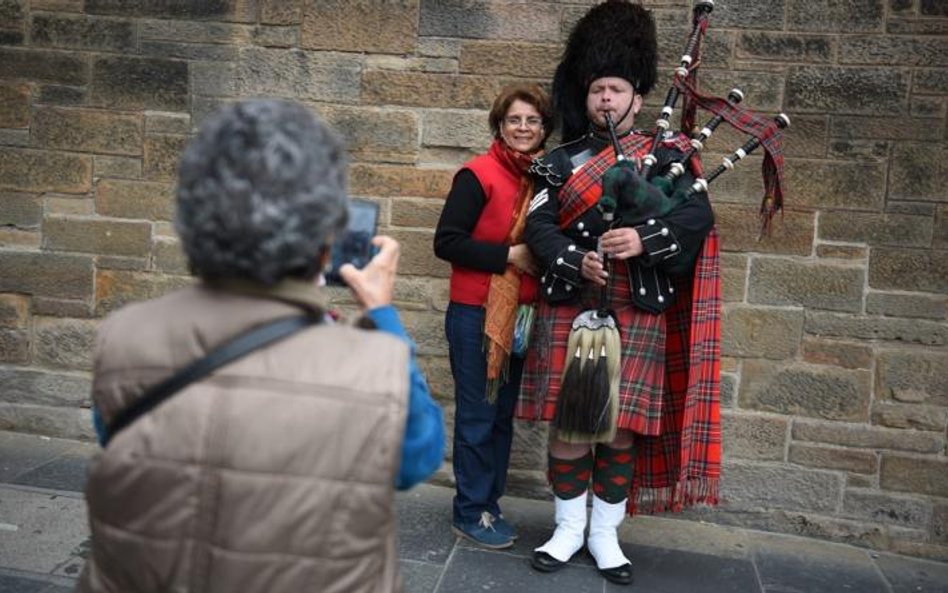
top-left (433, 169), bottom-right (509, 274)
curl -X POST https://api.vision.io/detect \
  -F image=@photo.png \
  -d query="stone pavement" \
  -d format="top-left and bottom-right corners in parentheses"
top-left (0, 431), bottom-right (946, 593)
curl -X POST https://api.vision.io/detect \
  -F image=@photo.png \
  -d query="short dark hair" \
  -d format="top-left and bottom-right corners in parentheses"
top-left (175, 100), bottom-right (348, 285)
top-left (488, 83), bottom-right (554, 145)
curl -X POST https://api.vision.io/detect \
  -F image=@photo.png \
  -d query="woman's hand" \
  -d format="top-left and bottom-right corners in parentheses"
top-left (581, 250), bottom-right (608, 286)
top-left (340, 236), bottom-right (399, 310)
top-left (507, 243), bottom-right (538, 276)
top-left (599, 227), bottom-right (643, 260)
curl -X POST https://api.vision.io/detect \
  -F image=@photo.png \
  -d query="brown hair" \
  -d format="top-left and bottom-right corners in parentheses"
top-left (488, 83), bottom-right (554, 145)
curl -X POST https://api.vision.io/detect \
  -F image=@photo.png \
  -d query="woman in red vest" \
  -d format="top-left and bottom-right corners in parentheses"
top-left (434, 83), bottom-right (552, 549)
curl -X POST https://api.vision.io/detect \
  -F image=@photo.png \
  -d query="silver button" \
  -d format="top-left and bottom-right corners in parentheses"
top-left (577, 222), bottom-right (585, 231)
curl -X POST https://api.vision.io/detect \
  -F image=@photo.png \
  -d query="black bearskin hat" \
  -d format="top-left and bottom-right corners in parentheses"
top-left (553, 0), bottom-right (658, 142)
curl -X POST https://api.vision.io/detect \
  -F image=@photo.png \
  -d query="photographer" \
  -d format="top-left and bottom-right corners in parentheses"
top-left (81, 99), bottom-right (444, 593)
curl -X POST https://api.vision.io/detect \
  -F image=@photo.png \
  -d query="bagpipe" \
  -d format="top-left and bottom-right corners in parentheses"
top-left (554, 0), bottom-right (790, 444)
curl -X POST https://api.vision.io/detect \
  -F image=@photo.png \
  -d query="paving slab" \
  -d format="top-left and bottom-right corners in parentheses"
top-left (400, 559), bottom-right (444, 593)
top-left (0, 433), bottom-right (73, 483)
top-left (396, 485), bottom-right (457, 564)
top-left (11, 453), bottom-right (91, 493)
top-left (874, 553), bottom-right (948, 593)
top-left (436, 547), bottom-right (604, 593)
top-left (610, 543), bottom-right (760, 593)
top-left (0, 487), bottom-right (87, 575)
top-left (749, 531), bottom-right (890, 593)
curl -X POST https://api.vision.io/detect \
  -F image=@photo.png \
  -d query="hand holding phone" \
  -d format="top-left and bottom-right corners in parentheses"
top-left (340, 236), bottom-right (399, 310)
top-left (326, 198), bottom-right (380, 286)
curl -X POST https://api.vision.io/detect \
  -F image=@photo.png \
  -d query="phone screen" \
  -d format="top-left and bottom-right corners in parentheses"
top-left (325, 198), bottom-right (379, 286)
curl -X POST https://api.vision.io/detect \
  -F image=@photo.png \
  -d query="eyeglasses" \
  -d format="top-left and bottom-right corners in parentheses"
top-left (504, 116), bottom-right (543, 129)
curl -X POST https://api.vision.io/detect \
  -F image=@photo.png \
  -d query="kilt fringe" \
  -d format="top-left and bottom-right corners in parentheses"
top-left (628, 477), bottom-right (720, 515)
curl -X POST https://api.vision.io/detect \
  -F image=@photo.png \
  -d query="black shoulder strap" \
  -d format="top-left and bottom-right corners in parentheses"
top-left (104, 314), bottom-right (320, 446)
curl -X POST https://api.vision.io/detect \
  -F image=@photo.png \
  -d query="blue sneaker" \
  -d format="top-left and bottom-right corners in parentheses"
top-left (492, 513), bottom-right (519, 541)
top-left (452, 511), bottom-right (514, 549)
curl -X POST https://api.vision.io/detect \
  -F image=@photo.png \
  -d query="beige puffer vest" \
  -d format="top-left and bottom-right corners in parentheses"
top-left (79, 283), bottom-right (409, 593)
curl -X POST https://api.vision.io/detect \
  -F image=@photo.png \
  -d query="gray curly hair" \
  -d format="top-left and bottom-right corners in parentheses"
top-left (175, 99), bottom-right (349, 285)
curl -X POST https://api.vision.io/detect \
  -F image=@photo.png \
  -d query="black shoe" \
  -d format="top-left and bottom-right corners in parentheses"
top-left (598, 562), bottom-right (633, 585)
top-left (531, 551), bottom-right (567, 573)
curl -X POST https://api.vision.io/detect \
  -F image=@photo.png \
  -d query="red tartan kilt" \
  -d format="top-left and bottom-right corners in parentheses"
top-left (517, 259), bottom-right (667, 436)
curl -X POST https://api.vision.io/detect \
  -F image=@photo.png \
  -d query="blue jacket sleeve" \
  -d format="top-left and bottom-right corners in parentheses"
top-left (367, 305), bottom-right (446, 490)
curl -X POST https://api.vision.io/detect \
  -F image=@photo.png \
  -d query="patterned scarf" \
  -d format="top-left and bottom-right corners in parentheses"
top-left (484, 138), bottom-right (539, 401)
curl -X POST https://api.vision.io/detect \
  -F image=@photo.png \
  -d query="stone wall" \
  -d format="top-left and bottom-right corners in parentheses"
top-left (1, 0), bottom-right (946, 561)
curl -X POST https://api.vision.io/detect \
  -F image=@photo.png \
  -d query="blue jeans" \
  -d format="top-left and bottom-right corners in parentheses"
top-left (446, 302), bottom-right (523, 525)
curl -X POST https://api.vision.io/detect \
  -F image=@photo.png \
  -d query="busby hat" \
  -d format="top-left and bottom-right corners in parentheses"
top-left (553, 0), bottom-right (658, 142)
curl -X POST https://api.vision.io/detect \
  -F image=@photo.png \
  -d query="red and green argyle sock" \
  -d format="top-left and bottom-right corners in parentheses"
top-left (547, 451), bottom-right (593, 500)
top-left (592, 444), bottom-right (635, 504)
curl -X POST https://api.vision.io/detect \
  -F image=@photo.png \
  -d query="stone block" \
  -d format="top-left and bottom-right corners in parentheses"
top-left (391, 198), bottom-right (444, 229)
top-left (827, 139), bottom-right (889, 160)
top-left (720, 253), bottom-right (747, 303)
top-left (867, 292), bottom-right (946, 320)
top-left (774, 115), bottom-right (827, 159)
top-left (33, 316), bottom-right (98, 371)
top-left (261, 0), bottom-right (300, 24)
top-left (142, 112), bottom-right (188, 136)
top-left (153, 237), bottom-right (188, 275)
top-left (722, 305), bottom-right (804, 359)
top-left (721, 411), bottom-right (787, 461)
top-left (398, 309), bottom-right (447, 357)
top-left (0, 192), bottom-right (41, 228)
top-left (0, 227), bottom-right (39, 248)
top-left (935, 503), bottom-right (948, 545)
top-left (696, 0), bottom-right (785, 29)
top-left (805, 311), bottom-right (948, 346)
top-left (715, 204), bottom-right (814, 256)
top-left (190, 61), bottom-right (238, 98)
top-left (91, 56), bottom-right (188, 112)
top-left (842, 489), bottom-right (932, 528)
top-left (0, 48), bottom-right (88, 85)
top-left (876, 350), bottom-right (948, 406)
top-left (0, 403), bottom-right (96, 440)
top-left (510, 419), bottom-right (548, 470)
top-left (915, 68), bottom-right (948, 95)
top-left (792, 419), bottom-right (945, 453)
top-left (721, 460), bottom-right (842, 513)
top-left (0, 148), bottom-right (91, 193)
top-left (783, 159), bottom-right (886, 211)
top-left (139, 40), bottom-right (238, 62)
top-left (349, 164), bottom-right (453, 199)
top-left (98, 255), bottom-right (148, 272)
top-left (0, 0), bottom-right (23, 22)
top-left (419, 1), bottom-right (559, 41)
top-left (819, 212), bottom-right (932, 248)
top-left (786, 66), bottom-right (908, 115)
top-left (830, 115), bottom-right (944, 141)
top-left (801, 338), bottom-right (872, 369)
top-left (748, 258), bottom-right (864, 313)
top-left (736, 32), bottom-right (832, 62)
top-left (235, 47), bottom-right (361, 102)
top-left (869, 248), bottom-right (948, 295)
top-left (29, 0), bottom-right (83, 11)
top-left (32, 297), bottom-right (93, 318)
top-left (0, 293), bottom-right (29, 328)
top-left (720, 372), bottom-right (738, 408)
top-left (0, 328), bottom-right (28, 363)
top-left (95, 179), bottom-right (175, 222)
top-left (0, 367), bottom-right (91, 407)
top-left (422, 109), bottom-right (488, 150)
top-left (840, 36), bottom-right (948, 67)
top-left (311, 104), bottom-right (419, 164)
top-left (921, 0), bottom-right (948, 14)
top-left (30, 14), bottom-right (135, 52)
top-left (911, 96), bottom-right (945, 118)
top-left (85, 0), bottom-right (256, 22)
top-left (739, 360), bottom-right (871, 422)
top-left (0, 251), bottom-right (94, 299)
top-left (388, 229), bottom-right (449, 278)
top-left (94, 269), bottom-right (192, 315)
top-left (880, 454), bottom-right (948, 497)
top-left (301, 0), bottom-right (418, 53)
top-left (253, 25), bottom-right (296, 48)
top-left (94, 156), bottom-right (142, 179)
top-left (35, 84), bottom-right (86, 106)
top-left (937, 205), bottom-right (948, 249)
top-left (871, 402), bottom-right (948, 432)
top-left (363, 71), bottom-right (504, 110)
top-left (787, 0), bottom-right (884, 32)
top-left (655, 23), bottom-right (732, 70)
top-left (387, 276), bottom-right (434, 312)
top-left (418, 355), bottom-right (451, 402)
top-left (143, 135), bottom-right (188, 181)
top-left (139, 19), bottom-right (254, 44)
top-left (815, 244), bottom-right (868, 260)
top-left (0, 83), bottom-right (29, 128)
top-left (789, 443), bottom-right (878, 474)
top-left (43, 216), bottom-right (151, 257)
top-left (889, 143), bottom-right (948, 203)
top-left (32, 107), bottom-right (142, 156)
top-left (459, 41), bottom-right (559, 77)
top-left (694, 69), bottom-right (784, 111)
top-left (44, 194), bottom-right (93, 217)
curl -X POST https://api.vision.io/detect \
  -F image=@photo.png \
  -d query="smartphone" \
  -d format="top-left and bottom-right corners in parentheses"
top-left (325, 198), bottom-right (380, 286)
